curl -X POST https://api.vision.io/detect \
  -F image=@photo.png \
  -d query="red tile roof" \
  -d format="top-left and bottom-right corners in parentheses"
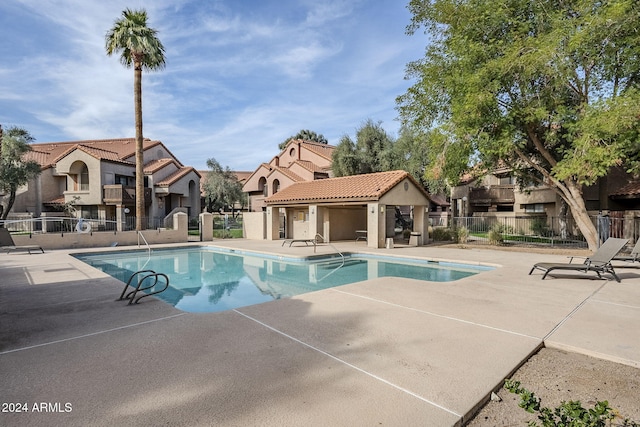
top-left (293, 140), bottom-right (335, 160)
top-left (156, 167), bottom-right (199, 187)
top-left (269, 166), bottom-right (304, 183)
top-left (265, 170), bottom-right (429, 205)
top-left (144, 158), bottom-right (177, 174)
top-left (27, 138), bottom-right (175, 168)
top-left (610, 181), bottom-right (640, 198)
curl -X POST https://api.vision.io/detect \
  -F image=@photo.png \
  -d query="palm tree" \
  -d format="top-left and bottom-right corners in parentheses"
top-left (106, 8), bottom-right (165, 230)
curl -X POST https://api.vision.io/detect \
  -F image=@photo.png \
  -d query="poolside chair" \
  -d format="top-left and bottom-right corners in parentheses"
top-left (613, 239), bottom-right (640, 263)
top-left (0, 227), bottom-right (44, 254)
top-left (529, 237), bottom-right (628, 282)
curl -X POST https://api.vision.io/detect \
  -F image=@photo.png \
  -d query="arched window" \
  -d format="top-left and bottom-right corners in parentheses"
top-left (259, 177), bottom-right (267, 197)
top-left (70, 161), bottom-right (90, 191)
top-left (80, 165), bottom-right (89, 191)
top-left (273, 179), bottom-right (280, 194)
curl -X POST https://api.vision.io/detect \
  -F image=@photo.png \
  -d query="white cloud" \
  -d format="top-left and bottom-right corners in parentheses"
top-left (1, 0), bottom-right (424, 171)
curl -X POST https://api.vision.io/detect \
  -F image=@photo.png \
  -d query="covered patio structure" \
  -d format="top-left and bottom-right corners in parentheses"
top-left (263, 170), bottom-right (432, 248)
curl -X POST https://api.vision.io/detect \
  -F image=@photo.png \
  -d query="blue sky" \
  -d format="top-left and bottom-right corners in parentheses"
top-left (0, 0), bottom-right (425, 171)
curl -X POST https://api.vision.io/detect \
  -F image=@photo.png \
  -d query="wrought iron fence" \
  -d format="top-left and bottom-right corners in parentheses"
top-left (443, 215), bottom-right (639, 248)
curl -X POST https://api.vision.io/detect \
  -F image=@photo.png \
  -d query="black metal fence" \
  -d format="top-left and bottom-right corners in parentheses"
top-left (434, 215), bottom-right (639, 248)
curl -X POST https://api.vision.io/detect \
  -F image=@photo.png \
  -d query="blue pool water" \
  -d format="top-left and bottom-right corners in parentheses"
top-left (74, 247), bottom-right (492, 313)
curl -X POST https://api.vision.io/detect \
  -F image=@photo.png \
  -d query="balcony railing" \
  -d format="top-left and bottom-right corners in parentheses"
top-left (469, 185), bottom-right (515, 205)
top-left (103, 185), bottom-right (151, 205)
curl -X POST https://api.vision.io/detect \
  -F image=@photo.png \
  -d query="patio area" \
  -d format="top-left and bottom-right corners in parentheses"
top-left (1, 240), bottom-right (639, 426)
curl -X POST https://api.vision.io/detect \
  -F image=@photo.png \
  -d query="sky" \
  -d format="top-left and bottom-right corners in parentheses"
top-left (0, 0), bottom-right (426, 171)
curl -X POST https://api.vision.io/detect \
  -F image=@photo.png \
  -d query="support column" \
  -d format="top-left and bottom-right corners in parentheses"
top-left (367, 203), bottom-right (386, 248)
top-left (308, 205), bottom-right (319, 241)
top-left (413, 205), bottom-right (427, 245)
top-left (199, 212), bottom-right (213, 241)
top-left (266, 206), bottom-right (280, 240)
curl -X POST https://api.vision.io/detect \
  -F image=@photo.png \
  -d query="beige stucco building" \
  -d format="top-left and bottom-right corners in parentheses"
top-left (242, 139), bottom-right (335, 212)
top-left (13, 138), bottom-right (200, 228)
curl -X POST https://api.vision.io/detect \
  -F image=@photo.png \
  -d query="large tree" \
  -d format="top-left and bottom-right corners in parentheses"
top-left (279, 129), bottom-right (328, 150)
top-left (0, 126), bottom-right (42, 221)
top-left (106, 8), bottom-right (166, 230)
top-left (332, 119), bottom-right (396, 177)
top-left (398, 0), bottom-right (640, 250)
top-left (203, 158), bottom-right (245, 215)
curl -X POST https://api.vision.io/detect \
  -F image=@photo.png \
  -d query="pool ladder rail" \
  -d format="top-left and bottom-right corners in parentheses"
top-left (118, 270), bottom-right (169, 305)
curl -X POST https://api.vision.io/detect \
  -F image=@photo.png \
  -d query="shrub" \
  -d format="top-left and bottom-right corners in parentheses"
top-left (488, 225), bottom-right (504, 245)
top-left (504, 379), bottom-right (639, 427)
top-left (457, 226), bottom-right (469, 245)
top-left (432, 227), bottom-right (454, 241)
top-left (531, 217), bottom-right (550, 236)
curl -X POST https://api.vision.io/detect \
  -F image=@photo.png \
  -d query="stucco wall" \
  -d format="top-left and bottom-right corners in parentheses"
top-left (328, 207), bottom-right (366, 241)
top-left (243, 212), bottom-right (266, 240)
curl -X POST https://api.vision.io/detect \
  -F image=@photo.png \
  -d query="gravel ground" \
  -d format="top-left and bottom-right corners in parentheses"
top-left (466, 347), bottom-right (640, 426)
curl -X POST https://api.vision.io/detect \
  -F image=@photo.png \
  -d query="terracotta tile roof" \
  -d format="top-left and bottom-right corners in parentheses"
top-left (429, 193), bottom-right (450, 206)
top-left (265, 170), bottom-right (427, 204)
top-left (73, 145), bottom-right (129, 164)
top-left (610, 181), bottom-right (640, 197)
top-left (144, 158), bottom-right (177, 173)
top-left (296, 140), bottom-right (335, 160)
top-left (269, 166), bottom-right (304, 183)
top-left (156, 167), bottom-right (198, 187)
top-left (23, 149), bottom-right (54, 168)
top-left (234, 171), bottom-right (252, 183)
top-left (293, 160), bottom-right (327, 173)
top-left (43, 195), bottom-right (65, 205)
top-left (27, 138), bottom-right (165, 167)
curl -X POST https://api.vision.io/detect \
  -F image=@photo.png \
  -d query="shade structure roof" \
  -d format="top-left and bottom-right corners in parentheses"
top-left (265, 170), bottom-right (431, 206)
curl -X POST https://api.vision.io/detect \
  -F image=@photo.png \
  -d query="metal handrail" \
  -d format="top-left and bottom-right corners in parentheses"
top-left (118, 270), bottom-right (155, 301)
top-left (137, 231), bottom-right (151, 254)
top-left (118, 269), bottom-right (170, 305)
top-left (314, 233), bottom-right (345, 282)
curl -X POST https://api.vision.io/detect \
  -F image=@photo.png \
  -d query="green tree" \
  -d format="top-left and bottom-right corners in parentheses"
top-left (106, 8), bottom-right (166, 231)
top-left (203, 158), bottom-right (245, 214)
top-left (398, 0), bottom-right (640, 250)
top-left (393, 125), bottom-right (449, 192)
top-left (0, 126), bottom-right (42, 221)
top-left (332, 119), bottom-right (396, 177)
top-left (279, 129), bottom-right (328, 150)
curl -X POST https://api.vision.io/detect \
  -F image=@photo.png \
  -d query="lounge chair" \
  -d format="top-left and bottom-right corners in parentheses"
top-left (529, 237), bottom-right (628, 282)
top-left (0, 227), bottom-right (44, 254)
top-left (613, 239), bottom-right (640, 263)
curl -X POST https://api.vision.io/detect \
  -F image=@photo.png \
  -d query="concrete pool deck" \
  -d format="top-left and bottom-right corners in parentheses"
top-left (1, 239), bottom-right (639, 426)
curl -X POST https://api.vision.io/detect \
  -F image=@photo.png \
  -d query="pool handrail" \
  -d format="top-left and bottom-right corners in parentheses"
top-left (315, 234), bottom-right (345, 282)
top-left (118, 269), bottom-right (169, 304)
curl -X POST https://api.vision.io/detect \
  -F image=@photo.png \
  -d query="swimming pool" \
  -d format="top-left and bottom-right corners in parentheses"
top-left (74, 247), bottom-right (493, 313)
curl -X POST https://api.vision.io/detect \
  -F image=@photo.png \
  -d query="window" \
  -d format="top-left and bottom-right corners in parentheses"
top-left (273, 179), bottom-right (280, 194)
top-left (259, 177), bottom-right (267, 197)
top-left (499, 176), bottom-right (515, 185)
top-left (115, 175), bottom-right (131, 186)
top-left (524, 203), bottom-right (544, 213)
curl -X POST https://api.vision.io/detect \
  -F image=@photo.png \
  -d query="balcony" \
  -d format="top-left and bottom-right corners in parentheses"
top-left (103, 185), bottom-right (151, 205)
top-left (469, 185), bottom-right (515, 206)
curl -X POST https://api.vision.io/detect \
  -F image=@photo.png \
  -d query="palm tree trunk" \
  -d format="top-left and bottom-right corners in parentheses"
top-left (134, 63), bottom-right (145, 231)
